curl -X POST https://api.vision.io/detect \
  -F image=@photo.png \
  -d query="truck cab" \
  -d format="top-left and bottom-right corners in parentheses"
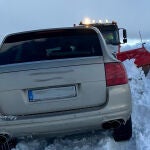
top-left (79, 19), bottom-right (127, 55)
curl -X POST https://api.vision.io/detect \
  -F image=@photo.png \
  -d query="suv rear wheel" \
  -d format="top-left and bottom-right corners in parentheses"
top-left (113, 116), bottom-right (132, 141)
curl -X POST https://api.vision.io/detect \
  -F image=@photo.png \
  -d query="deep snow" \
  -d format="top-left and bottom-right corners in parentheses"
top-left (12, 43), bottom-right (150, 150)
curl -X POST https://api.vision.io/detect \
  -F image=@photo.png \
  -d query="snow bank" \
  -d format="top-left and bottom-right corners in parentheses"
top-left (12, 60), bottom-right (150, 150)
top-left (121, 41), bottom-right (150, 52)
top-left (124, 60), bottom-right (150, 150)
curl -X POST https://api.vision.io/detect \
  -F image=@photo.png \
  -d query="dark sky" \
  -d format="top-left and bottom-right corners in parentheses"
top-left (0, 0), bottom-right (150, 42)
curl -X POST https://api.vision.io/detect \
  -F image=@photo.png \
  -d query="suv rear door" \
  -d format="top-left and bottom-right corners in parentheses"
top-left (0, 28), bottom-right (107, 116)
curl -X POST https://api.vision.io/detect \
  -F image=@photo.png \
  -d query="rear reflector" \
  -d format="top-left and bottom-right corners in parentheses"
top-left (105, 63), bottom-right (128, 86)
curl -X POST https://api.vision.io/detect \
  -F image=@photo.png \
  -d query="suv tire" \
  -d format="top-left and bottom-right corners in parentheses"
top-left (113, 116), bottom-right (132, 141)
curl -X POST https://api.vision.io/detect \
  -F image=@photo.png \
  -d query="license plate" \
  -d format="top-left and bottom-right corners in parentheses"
top-left (28, 86), bottom-right (76, 102)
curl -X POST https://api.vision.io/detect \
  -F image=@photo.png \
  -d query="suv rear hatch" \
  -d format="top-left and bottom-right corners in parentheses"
top-left (0, 28), bottom-right (107, 116)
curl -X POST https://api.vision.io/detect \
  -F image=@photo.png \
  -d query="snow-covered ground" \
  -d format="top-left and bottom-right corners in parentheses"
top-left (12, 44), bottom-right (150, 150)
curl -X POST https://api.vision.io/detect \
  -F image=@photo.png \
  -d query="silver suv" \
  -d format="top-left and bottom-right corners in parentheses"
top-left (0, 27), bottom-right (132, 144)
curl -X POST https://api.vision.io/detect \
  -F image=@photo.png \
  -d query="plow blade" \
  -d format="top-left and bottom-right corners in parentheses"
top-left (117, 46), bottom-right (150, 75)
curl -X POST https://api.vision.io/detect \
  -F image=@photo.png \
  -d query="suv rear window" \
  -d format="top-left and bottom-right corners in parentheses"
top-left (0, 28), bottom-right (102, 66)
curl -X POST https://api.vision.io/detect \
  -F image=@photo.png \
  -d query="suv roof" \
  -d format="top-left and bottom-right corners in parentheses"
top-left (2, 27), bottom-right (100, 43)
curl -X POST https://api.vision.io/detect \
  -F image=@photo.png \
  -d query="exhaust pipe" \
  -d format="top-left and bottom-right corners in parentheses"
top-left (102, 120), bottom-right (123, 129)
top-left (0, 134), bottom-right (17, 150)
top-left (0, 134), bottom-right (10, 145)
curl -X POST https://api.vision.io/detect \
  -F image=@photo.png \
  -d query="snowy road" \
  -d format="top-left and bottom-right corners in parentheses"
top-left (12, 59), bottom-right (150, 150)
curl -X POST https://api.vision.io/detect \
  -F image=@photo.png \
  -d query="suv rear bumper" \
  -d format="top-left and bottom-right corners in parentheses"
top-left (0, 84), bottom-right (132, 137)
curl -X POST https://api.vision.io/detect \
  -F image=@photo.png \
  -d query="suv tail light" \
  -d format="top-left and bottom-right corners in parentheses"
top-left (104, 63), bottom-right (128, 86)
